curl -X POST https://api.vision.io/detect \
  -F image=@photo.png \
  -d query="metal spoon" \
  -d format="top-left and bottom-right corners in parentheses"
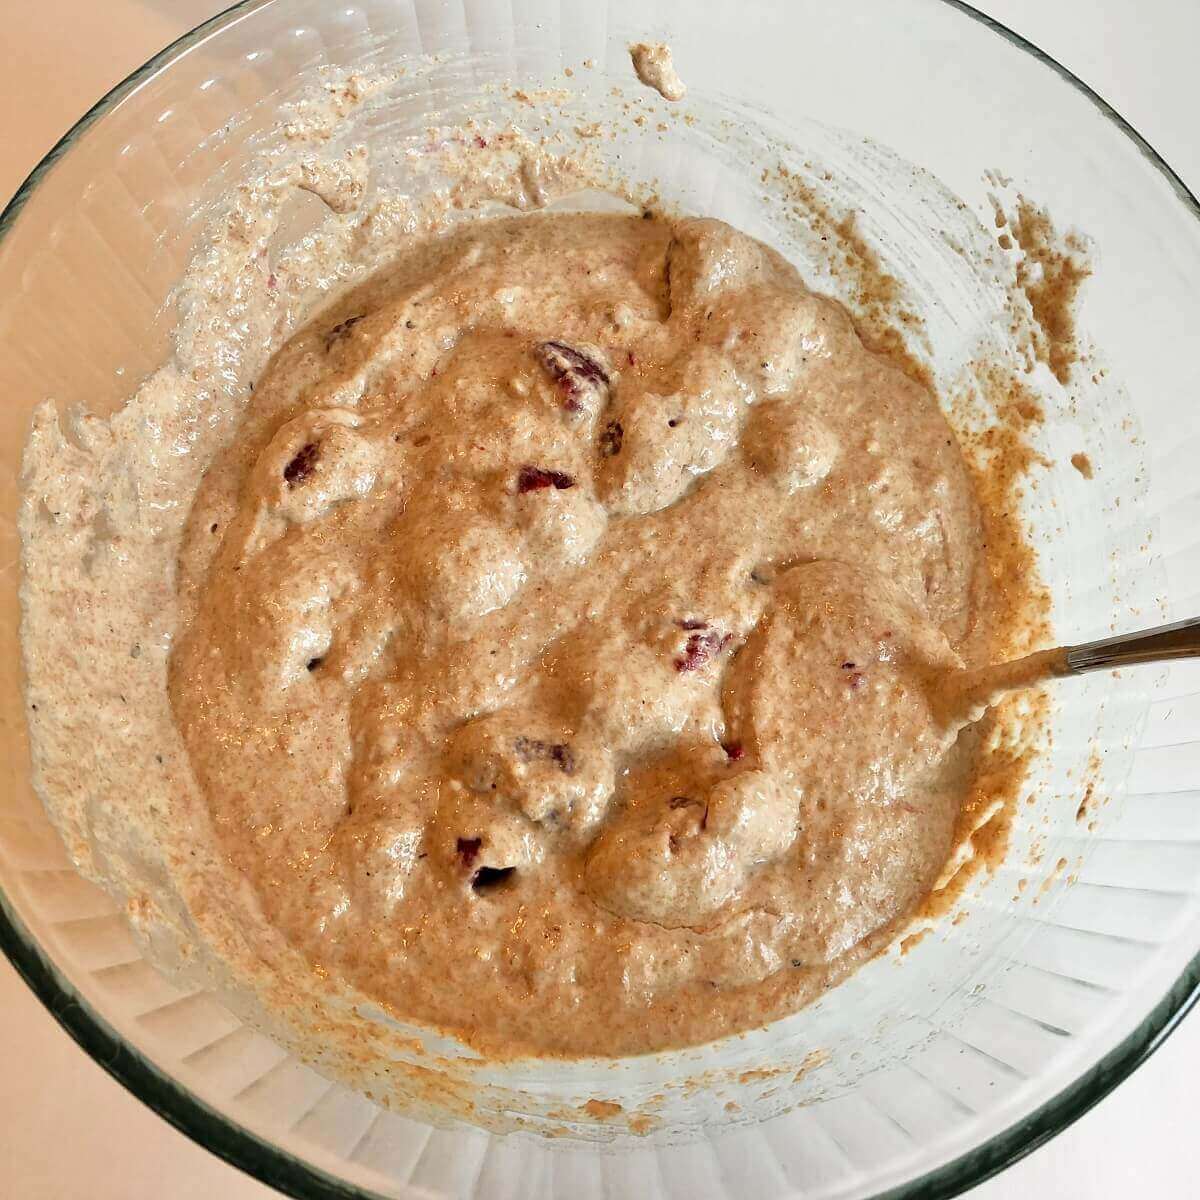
top-left (938, 614), bottom-right (1200, 725)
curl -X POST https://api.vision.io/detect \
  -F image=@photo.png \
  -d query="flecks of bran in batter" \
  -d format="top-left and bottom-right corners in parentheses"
top-left (1001, 198), bottom-right (1091, 385)
top-left (910, 362), bottom-right (1056, 920)
top-left (191, 124), bottom-right (1075, 1102)
top-left (767, 170), bottom-right (1059, 946)
top-left (959, 364), bottom-right (1054, 660)
top-left (771, 170), bottom-right (931, 389)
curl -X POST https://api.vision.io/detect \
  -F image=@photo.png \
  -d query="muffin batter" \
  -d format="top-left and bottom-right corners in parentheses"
top-left (166, 211), bottom-right (987, 1056)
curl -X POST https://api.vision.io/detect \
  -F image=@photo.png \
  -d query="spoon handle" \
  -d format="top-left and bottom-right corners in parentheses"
top-left (1065, 615), bottom-right (1200, 674)
top-left (939, 616), bottom-right (1200, 726)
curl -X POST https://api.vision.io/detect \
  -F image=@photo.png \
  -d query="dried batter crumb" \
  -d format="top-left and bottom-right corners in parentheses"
top-left (899, 927), bottom-right (930, 954)
top-left (793, 1048), bottom-right (829, 1081)
top-left (582, 1098), bottom-right (623, 1119)
top-left (629, 42), bottom-right (687, 101)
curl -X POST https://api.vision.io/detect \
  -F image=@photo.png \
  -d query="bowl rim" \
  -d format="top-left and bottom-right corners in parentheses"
top-left (2, 2), bottom-right (1199, 1197)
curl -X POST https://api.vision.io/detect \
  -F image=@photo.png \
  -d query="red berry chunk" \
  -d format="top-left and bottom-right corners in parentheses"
top-left (535, 340), bottom-right (609, 412)
top-left (283, 442), bottom-right (320, 486)
top-left (674, 629), bottom-right (732, 672)
top-left (517, 465), bottom-right (576, 493)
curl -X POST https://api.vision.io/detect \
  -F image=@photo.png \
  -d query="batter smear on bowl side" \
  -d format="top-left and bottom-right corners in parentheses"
top-left (166, 211), bottom-right (998, 1056)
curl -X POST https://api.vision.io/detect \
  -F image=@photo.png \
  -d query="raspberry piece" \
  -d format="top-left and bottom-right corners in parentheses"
top-left (535, 340), bottom-right (609, 412)
top-left (513, 736), bottom-right (576, 775)
top-left (517, 465), bottom-right (575, 493)
top-left (283, 442), bottom-right (320, 486)
top-left (674, 629), bottom-right (732, 672)
top-left (548, 743), bottom-right (576, 775)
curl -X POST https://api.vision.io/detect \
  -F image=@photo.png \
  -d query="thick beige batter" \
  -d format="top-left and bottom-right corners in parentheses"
top-left (167, 211), bottom-right (987, 1056)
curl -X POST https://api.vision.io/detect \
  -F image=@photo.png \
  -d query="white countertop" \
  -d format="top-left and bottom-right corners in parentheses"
top-left (3, 2), bottom-right (1199, 1196)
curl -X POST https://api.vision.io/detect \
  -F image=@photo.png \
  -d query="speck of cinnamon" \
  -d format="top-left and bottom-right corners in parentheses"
top-left (1071, 451), bottom-right (1094, 480)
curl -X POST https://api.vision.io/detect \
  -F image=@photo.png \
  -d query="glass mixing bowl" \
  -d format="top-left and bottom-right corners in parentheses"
top-left (3, 1), bottom-right (1200, 1197)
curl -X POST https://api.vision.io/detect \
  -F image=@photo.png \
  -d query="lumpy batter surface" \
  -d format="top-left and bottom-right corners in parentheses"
top-left (169, 212), bottom-right (987, 1056)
